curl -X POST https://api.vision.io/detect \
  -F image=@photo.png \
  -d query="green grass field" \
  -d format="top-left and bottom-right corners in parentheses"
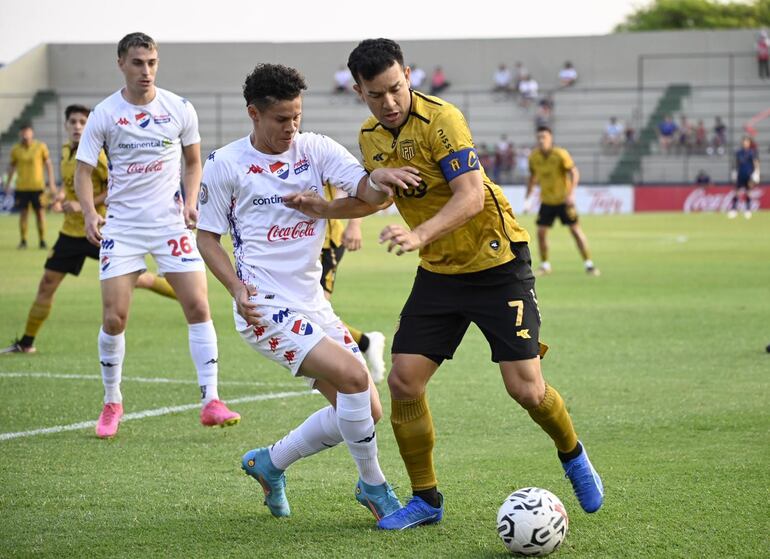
top-left (1, 211), bottom-right (768, 558)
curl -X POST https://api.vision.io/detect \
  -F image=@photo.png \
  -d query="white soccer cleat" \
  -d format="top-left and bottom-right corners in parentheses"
top-left (727, 210), bottom-right (737, 219)
top-left (744, 211), bottom-right (752, 220)
top-left (363, 331), bottom-right (386, 383)
top-left (536, 263), bottom-right (552, 277)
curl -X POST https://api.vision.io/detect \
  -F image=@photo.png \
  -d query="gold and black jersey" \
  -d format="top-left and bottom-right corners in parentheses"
top-left (60, 142), bottom-right (108, 238)
top-left (528, 147), bottom-right (575, 205)
top-left (358, 91), bottom-right (529, 274)
top-left (322, 182), bottom-right (344, 249)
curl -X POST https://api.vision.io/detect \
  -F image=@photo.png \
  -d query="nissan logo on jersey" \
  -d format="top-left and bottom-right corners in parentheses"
top-left (267, 220), bottom-right (317, 242)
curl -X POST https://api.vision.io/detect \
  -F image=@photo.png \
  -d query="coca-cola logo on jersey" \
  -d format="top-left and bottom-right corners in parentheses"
top-left (267, 220), bottom-right (317, 242)
top-left (684, 188), bottom-right (760, 212)
top-left (126, 161), bottom-right (164, 174)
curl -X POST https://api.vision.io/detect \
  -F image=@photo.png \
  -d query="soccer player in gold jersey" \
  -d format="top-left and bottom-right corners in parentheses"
top-left (321, 183), bottom-right (387, 383)
top-left (5, 124), bottom-right (56, 249)
top-left (285, 38), bottom-right (603, 530)
top-left (1, 104), bottom-right (175, 356)
top-left (524, 126), bottom-right (599, 276)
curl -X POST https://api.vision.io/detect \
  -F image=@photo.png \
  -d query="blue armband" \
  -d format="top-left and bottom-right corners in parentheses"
top-left (438, 147), bottom-right (480, 182)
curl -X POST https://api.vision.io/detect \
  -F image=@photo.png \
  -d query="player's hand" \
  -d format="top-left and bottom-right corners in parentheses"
top-left (50, 200), bottom-right (63, 213)
top-left (369, 167), bottom-right (421, 196)
top-left (342, 221), bottom-right (362, 251)
top-left (283, 190), bottom-right (330, 218)
top-left (751, 170), bottom-right (760, 184)
top-left (62, 200), bottom-right (81, 214)
top-left (233, 283), bottom-right (262, 326)
top-left (184, 204), bottom-right (199, 229)
top-left (84, 212), bottom-right (105, 246)
top-left (522, 196), bottom-right (533, 214)
top-left (379, 224), bottom-right (424, 255)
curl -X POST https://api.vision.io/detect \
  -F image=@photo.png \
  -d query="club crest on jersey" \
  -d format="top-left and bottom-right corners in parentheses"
top-left (135, 112), bottom-right (151, 128)
top-left (293, 157), bottom-right (310, 175)
top-left (269, 161), bottom-right (290, 179)
top-left (291, 319), bottom-right (314, 336)
top-left (400, 139), bottom-right (415, 161)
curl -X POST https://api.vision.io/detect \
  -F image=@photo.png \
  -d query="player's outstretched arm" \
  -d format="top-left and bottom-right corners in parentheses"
top-left (196, 229), bottom-right (261, 326)
top-left (74, 161), bottom-right (104, 246)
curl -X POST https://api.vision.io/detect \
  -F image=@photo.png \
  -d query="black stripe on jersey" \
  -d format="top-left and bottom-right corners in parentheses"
top-left (361, 122), bottom-right (383, 134)
top-left (410, 112), bottom-right (430, 125)
top-left (413, 91), bottom-right (443, 106)
top-left (484, 183), bottom-right (514, 244)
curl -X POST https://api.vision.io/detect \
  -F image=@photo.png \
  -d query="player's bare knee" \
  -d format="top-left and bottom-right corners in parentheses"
top-left (508, 382), bottom-right (545, 409)
top-left (335, 362), bottom-right (370, 393)
top-left (387, 368), bottom-right (419, 400)
top-left (182, 298), bottom-right (210, 323)
top-left (102, 312), bottom-right (127, 334)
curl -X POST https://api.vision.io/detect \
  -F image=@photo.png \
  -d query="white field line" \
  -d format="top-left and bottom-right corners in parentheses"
top-left (0, 390), bottom-right (314, 442)
top-left (0, 372), bottom-right (297, 387)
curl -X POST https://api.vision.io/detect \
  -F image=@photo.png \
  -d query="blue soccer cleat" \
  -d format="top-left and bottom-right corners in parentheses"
top-left (355, 479), bottom-right (402, 520)
top-left (377, 493), bottom-right (444, 530)
top-left (241, 447), bottom-right (290, 517)
top-left (562, 441), bottom-right (604, 513)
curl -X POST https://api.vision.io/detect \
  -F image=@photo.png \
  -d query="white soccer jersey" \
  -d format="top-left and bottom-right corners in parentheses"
top-left (198, 132), bottom-right (367, 312)
top-left (76, 87), bottom-right (200, 228)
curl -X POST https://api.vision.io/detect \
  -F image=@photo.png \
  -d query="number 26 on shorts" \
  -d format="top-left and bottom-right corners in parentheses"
top-left (168, 234), bottom-right (193, 257)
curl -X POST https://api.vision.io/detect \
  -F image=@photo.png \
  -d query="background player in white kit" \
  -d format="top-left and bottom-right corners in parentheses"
top-left (74, 32), bottom-right (240, 438)
top-left (196, 64), bottom-right (418, 521)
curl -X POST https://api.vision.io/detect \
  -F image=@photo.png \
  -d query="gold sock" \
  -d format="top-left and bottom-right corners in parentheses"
top-left (391, 393), bottom-right (438, 491)
top-left (344, 323), bottom-right (363, 344)
top-left (148, 277), bottom-right (177, 299)
top-left (24, 301), bottom-right (52, 338)
top-left (527, 384), bottom-right (578, 454)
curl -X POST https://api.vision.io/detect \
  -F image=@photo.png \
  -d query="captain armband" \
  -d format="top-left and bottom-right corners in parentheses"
top-left (438, 147), bottom-right (480, 182)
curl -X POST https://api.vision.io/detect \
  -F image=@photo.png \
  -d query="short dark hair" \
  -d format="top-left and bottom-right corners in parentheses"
top-left (118, 32), bottom-right (157, 58)
top-left (536, 125), bottom-right (552, 134)
top-left (242, 64), bottom-right (307, 110)
top-left (65, 104), bottom-right (90, 120)
top-left (19, 122), bottom-right (33, 131)
top-left (347, 38), bottom-right (404, 83)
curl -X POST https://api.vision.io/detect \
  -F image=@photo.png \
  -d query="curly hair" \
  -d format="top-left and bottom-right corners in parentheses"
top-left (243, 64), bottom-right (307, 110)
top-left (347, 38), bottom-right (404, 83)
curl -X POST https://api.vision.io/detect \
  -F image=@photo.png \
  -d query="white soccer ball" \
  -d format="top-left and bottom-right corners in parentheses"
top-left (496, 487), bottom-right (569, 556)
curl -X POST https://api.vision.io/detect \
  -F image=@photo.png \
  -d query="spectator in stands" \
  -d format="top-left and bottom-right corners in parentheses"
top-left (478, 143), bottom-right (495, 176)
top-left (657, 114), bottom-right (678, 154)
top-left (493, 63), bottom-right (514, 94)
top-left (535, 94), bottom-right (554, 129)
top-left (602, 117), bottom-right (625, 153)
top-left (518, 74), bottom-right (539, 107)
top-left (694, 120), bottom-right (708, 154)
top-left (624, 125), bottom-right (637, 146)
top-left (677, 115), bottom-right (693, 153)
top-left (558, 61), bottom-right (578, 88)
top-left (756, 29), bottom-right (769, 79)
top-left (513, 61), bottom-right (529, 92)
top-left (429, 66), bottom-right (450, 95)
top-left (409, 63), bottom-right (426, 90)
top-left (333, 65), bottom-right (353, 94)
top-left (493, 134), bottom-right (514, 184)
top-left (515, 144), bottom-right (532, 182)
top-left (708, 116), bottom-right (727, 156)
top-left (5, 123), bottom-right (56, 249)
top-left (695, 169), bottom-right (711, 185)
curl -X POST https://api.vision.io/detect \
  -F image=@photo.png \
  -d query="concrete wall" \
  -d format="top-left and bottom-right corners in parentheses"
top-left (44, 29), bottom-right (762, 96)
top-left (0, 45), bottom-right (50, 133)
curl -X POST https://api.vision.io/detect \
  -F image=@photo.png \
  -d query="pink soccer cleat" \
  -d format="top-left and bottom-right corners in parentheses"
top-left (200, 399), bottom-right (241, 427)
top-left (95, 403), bottom-right (124, 438)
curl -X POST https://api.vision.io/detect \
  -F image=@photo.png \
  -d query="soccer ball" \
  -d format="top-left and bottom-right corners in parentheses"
top-left (496, 487), bottom-right (568, 556)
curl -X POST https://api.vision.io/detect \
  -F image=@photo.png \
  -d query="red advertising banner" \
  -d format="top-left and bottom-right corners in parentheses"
top-left (634, 184), bottom-right (770, 212)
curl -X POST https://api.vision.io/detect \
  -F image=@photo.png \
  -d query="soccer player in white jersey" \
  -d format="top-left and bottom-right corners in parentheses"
top-left (196, 64), bottom-right (418, 521)
top-left (74, 32), bottom-right (240, 438)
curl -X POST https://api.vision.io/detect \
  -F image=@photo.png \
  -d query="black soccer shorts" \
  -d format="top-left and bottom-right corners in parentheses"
top-left (392, 242), bottom-right (543, 364)
top-left (536, 203), bottom-right (579, 227)
top-left (44, 233), bottom-right (99, 276)
top-left (14, 190), bottom-right (43, 211)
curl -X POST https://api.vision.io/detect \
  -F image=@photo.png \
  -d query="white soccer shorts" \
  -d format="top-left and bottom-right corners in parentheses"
top-left (98, 223), bottom-right (206, 280)
top-left (234, 299), bottom-right (364, 385)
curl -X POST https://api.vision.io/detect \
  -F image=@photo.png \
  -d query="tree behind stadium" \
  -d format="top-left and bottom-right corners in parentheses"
top-left (614, 0), bottom-right (770, 31)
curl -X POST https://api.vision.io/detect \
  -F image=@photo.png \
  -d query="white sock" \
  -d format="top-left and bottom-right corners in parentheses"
top-left (98, 327), bottom-right (125, 404)
top-left (269, 405), bottom-right (343, 470)
top-left (189, 320), bottom-right (219, 403)
top-left (336, 389), bottom-right (386, 486)
top-left (584, 259), bottom-right (594, 268)
top-left (541, 261), bottom-right (551, 270)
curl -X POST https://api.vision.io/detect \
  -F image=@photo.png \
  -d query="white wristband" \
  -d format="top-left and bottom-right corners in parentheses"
top-left (368, 174), bottom-right (384, 192)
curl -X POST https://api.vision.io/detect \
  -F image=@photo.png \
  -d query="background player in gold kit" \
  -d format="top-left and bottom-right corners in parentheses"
top-left (1, 104), bottom-right (175, 356)
top-left (524, 125), bottom-right (599, 276)
top-left (286, 38), bottom-right (603, 530)
top-left (321, 183), bottom-right (387, 383)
